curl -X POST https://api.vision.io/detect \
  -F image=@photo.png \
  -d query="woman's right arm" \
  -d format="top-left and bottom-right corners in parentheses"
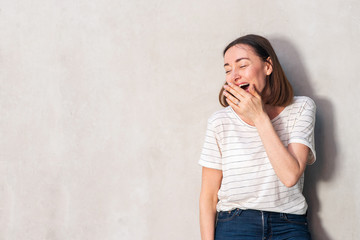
top-left (199, 167), bottom-right (222, 240)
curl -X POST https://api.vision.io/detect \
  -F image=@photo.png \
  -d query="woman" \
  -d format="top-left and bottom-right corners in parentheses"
top-left (199, 34), bottom-right (316, 240)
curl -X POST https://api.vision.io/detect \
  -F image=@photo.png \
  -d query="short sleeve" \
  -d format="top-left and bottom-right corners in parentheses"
top-left (198, 120), bottom-right (222, 170)
top-left (288, 98), bottom-right (316, 164)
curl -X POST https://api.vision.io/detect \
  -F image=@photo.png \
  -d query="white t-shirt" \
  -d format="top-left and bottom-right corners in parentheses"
top-left (199, 96), bottom-right (316, 215)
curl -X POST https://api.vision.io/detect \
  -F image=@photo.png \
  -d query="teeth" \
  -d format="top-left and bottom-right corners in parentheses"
top-left (240, 83), bottom-right (249, 89)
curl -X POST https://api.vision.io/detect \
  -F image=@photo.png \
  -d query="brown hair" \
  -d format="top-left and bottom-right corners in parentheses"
top-left (219, 34), bottom-right (293, 107)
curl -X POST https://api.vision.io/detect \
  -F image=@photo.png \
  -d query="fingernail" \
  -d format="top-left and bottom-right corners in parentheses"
top-left (228, 82), bottom-right (232, 86)
top-left (223, 85), bottom-right (228, 89)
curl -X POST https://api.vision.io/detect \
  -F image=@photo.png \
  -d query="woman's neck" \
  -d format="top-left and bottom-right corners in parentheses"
top-left (265, 104), bottom-right (285, 120)
top-left (238, 104), bottom-right (285, 126)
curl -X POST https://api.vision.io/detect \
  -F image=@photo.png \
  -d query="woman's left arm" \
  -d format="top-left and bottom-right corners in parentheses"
top-left (253, 113), bottom-right (309, 187)
top-left (224, 83), bottom-right (310, 187)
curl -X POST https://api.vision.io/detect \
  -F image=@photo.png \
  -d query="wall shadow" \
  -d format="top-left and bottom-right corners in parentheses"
top-left (269, 36), bottom-right (337, 240)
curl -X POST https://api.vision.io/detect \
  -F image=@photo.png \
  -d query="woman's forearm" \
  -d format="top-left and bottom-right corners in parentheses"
top-left (199, 196), bottom-right (217, 240)
top-left (254, 112), bottom-right (305, 187)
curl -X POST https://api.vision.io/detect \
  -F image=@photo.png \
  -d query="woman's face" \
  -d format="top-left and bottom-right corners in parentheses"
top-left (223, 44), bottom-right (272, 93)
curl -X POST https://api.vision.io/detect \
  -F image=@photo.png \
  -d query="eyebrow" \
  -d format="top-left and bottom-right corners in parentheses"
top-left (224, 58), bottom-right (250, 67)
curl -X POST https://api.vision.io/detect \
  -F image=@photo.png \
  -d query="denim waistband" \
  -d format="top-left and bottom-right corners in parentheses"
top-left (219, 208), bottom-right (307, 217)
top-left (215, 208), bottom-right (311, 239)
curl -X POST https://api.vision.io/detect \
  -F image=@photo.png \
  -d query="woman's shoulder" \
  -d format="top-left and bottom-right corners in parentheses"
top-left (207, 106), bottom-right (233, 124)
top-left (291, 96), bottom-right (316, 113)
top-left (292, 96), bottom-right (316, 108)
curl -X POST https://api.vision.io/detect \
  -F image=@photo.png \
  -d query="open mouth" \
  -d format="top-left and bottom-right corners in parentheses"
top-left (239, 83), bottom-right (250, 91)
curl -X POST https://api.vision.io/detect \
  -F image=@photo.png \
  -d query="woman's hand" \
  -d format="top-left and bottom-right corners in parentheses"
top-left (223, 83), bottom-right (266, 124)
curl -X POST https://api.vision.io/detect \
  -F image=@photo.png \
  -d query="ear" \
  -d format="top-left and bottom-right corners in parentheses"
top-left (265, 57), bottom-right (273, 76)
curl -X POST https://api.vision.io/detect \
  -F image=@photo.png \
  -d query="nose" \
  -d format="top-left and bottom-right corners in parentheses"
top-left (230, 69), bottom-right (240, 82)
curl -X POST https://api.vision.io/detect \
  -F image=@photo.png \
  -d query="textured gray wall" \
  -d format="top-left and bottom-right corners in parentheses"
top-left (0, 0), bottom-right (359, 239)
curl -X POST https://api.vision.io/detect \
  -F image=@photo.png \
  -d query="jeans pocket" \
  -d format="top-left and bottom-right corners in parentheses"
top-left (281, 213), bottom-right (308, 226)
top-left (216, 209), bottom-right (242, 223)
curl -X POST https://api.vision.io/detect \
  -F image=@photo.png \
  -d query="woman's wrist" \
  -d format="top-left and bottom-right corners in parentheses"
top-left (253, 111), bottom-right (270, 126)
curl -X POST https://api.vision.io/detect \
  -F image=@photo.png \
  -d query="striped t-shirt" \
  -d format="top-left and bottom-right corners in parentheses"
top-left (199, 96), bottom-right (316, 215)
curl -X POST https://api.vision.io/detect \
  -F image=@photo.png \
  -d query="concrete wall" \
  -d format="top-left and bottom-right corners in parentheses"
top-left (0, 0), bottom-right (359, 239)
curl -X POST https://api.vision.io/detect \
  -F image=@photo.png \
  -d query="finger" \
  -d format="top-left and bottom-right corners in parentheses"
top-left (249, 84), bottom-right (261, 99)
top-left (229, 82), bottom-right (254, 98)
top-left (225, 95), bottom-right (239, 109)
top-left (223, 90), bottom-right (241, 107)
top-left (224, 84), bottom-right (244, 100)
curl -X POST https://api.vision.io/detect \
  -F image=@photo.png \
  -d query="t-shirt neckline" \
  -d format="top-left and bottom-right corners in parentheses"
top-left (229, 104), bottom-right (290, 128)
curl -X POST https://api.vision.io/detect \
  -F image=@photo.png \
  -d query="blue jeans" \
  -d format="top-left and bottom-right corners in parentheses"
top-left (215, 209), bottom-right (311, 240)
